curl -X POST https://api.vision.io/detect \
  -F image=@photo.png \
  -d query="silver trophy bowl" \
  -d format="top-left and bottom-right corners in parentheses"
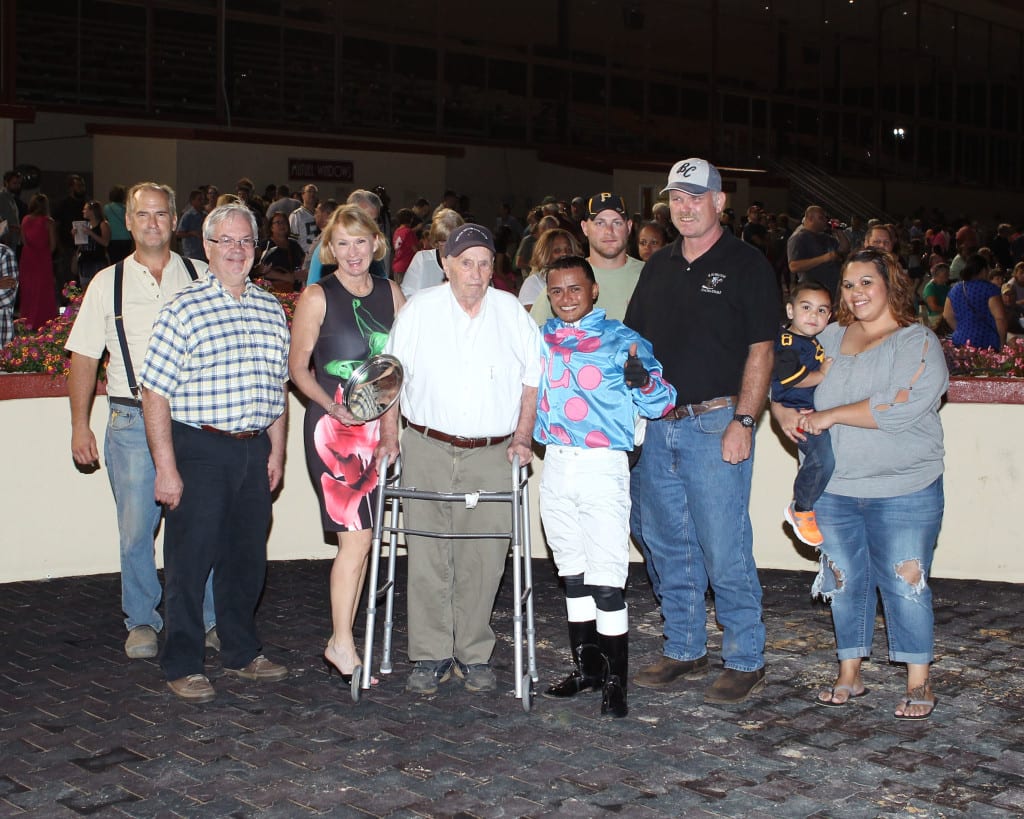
top-left (342, 354), bottom-right (404, 422)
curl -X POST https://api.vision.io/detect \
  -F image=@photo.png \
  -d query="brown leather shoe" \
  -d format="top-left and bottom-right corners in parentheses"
top-left (167, 674), bottom-right (216, 703)
top-left (634, 655), bottom-right (709, 688)
top-left (223, 654), bottom-right (288, 682)
top-left (703, 667), bottom-right (766, 704)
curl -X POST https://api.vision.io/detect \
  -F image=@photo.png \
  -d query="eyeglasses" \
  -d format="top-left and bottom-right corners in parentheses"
top-left (208, 236), bottom-right (257, 249)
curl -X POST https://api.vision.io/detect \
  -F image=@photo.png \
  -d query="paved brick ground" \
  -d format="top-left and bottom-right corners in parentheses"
top-left (1, 558), bottom-right (1022, 817)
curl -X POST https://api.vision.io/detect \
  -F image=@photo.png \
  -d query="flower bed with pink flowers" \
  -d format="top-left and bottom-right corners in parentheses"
top-left (1, 282), bottom-right (298, 381)
top-left (942, 336), bottom-right (1024, 379)
top-left (2, 291), bottom-right (1022, 405)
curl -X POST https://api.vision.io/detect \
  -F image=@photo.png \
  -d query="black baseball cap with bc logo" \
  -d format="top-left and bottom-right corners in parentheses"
top-left (586, 193), bottom-right (628, 219)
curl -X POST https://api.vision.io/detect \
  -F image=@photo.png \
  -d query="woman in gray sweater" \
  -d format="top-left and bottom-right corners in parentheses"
top-left (773, 248), bottom-right (948, 721)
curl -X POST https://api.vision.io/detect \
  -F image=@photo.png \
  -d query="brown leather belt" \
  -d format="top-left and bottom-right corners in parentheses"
top-left (660, 395), bottom-right (737, 421)
top-left (200, 425), bottom-right (263, 439)
top-left (408, 422), bottom-right (511, 449)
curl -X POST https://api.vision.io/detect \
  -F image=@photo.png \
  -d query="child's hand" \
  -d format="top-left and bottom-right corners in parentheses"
top-left (819, 356), bottom-right (833, 376)
top-left (624, 343), bottom-right (650, 388)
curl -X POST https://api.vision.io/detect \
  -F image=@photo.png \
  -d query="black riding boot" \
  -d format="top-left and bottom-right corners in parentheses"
top-left (599, 632), bottom-right (629, 718)
top-left (543, 619), bottom-right (605, 698)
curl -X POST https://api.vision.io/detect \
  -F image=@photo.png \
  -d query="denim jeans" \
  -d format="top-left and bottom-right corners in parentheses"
top-left (630, 406), bottom-right (765, 671)
top-left (794, 429), bottom-right (834, 511)
top-left (104, 402), bottom-right (215, 633)
top-left (812, 478), bottom-right (943, 664)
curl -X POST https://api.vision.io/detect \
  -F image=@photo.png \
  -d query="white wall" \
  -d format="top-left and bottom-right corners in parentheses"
top-left (88, 134), bottom-right (449, 216)
top-left (171, 139), bottom-right (448, 211)
top-left (94, 135), bottom-right (178, 205)
top-left (91, 132), bottom-right (608, 228)
top-left (748, 402), bottom-right (1021, 581)
top-left (1, 390), bottom-right (1020, 584)
top-left (17, 111), bottom-right (1024, 224)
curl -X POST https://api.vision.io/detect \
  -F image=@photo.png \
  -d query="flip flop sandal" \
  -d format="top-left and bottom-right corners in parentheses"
top-left (815, 683), bottom-right (869, 708)
top-left (894, 694), bottom-right (937, 720)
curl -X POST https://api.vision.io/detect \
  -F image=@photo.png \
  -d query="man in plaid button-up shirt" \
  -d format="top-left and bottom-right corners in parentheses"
top-left (141, 203), bottom-right (290, 704)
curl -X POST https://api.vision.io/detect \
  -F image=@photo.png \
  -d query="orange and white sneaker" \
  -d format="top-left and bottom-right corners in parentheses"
top-left (784, 502), bottom-right (823, 547)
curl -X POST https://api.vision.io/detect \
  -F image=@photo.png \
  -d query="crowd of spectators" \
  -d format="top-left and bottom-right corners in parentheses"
top-left (2, 169), bottom-right (1024, 349)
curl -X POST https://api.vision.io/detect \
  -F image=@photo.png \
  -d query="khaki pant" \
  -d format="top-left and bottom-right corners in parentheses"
top-left (401, 428), bottom-right (511, 665)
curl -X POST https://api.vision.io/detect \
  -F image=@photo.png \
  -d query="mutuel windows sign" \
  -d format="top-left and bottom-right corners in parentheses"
top-left (288, 159), bottom-right (355, 182)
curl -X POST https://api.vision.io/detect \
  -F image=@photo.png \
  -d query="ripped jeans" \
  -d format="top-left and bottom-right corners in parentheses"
top-left (812, 478), bottom-right (943, 665)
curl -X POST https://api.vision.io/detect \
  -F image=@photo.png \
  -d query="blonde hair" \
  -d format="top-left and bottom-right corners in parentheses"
top-left (428, 208), bottom-right (464, 247)
top-left (319, 204), bottom-right (387, 264)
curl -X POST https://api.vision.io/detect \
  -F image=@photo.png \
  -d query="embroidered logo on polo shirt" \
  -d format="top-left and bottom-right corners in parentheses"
top-left (701, 272), bottom-right (726, 294)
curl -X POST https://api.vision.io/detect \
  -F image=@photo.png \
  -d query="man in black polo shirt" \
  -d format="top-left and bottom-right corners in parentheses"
top-left (624, 158), bottom-right (777, 705)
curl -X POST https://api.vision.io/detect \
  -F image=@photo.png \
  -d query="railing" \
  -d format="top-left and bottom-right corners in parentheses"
top-left (769, 157), bottom-right (895, 223)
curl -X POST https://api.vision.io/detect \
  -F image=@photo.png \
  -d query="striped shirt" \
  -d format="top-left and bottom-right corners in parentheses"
top-left (140, 275), bottom-right (289, 433)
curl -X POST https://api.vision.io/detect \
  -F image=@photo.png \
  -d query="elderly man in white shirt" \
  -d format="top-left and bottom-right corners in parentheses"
top-left (381, 223), bottom-right (542, 696)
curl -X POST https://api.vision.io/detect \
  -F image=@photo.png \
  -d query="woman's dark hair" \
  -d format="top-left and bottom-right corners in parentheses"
top-left (84, 200), bottom-right (104, 221)
top-left (108, 185), bottom-right (126, 204)
top-left (836, 248), bottom-right (916, 327)
top-left (638, 220), bottom-right (668, 242)
top-left (959, 253), bottom-right (989, 282)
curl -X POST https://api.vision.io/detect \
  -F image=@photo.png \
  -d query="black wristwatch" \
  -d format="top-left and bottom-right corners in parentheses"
top-left (733, 413), bottom-right (756, 429)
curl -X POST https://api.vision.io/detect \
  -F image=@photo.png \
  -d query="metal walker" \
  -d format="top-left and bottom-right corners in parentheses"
top-left (354, 454), bottom-right (538, 711)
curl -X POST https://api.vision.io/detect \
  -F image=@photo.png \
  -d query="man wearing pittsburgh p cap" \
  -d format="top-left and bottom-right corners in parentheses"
top-left (624, 158), bottom-right (777, 705)
top-left (532, 192), bottom-right (643, 325)
top-left (381, 223), bottom-right (543, 696)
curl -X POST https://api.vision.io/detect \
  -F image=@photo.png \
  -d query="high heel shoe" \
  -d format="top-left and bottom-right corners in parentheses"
top-left (324, 655), bottom-right (378, 687)
top-left (323, 656), bottom-right (355, 684)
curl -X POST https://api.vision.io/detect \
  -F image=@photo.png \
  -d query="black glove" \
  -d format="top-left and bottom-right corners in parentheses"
top-left (623, 352), bottom-right (649, 388)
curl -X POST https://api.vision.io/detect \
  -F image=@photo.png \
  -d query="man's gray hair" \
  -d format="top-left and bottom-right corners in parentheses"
top-left (346, 188), bottom-right (383, 212)
top-left (203, 203), bottom-right (258, 241)
top-left (127, 182), bottom-right (176, 218)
